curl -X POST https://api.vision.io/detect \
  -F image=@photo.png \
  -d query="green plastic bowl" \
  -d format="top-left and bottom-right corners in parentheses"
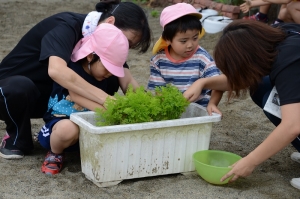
top-left (193, 150), bottom-right (242, 185)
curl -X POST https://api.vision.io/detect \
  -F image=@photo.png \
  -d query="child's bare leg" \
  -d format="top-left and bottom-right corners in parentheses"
top-left (50, 119), bottom-right (79, 154)
top-left (277, 4), bottom-right (290, 22)
top-left (271, 4), bottom-right (286, 24)
top-left (287, 2), bottom-right (300, 23)
top-left (259, 4), bottom-right (271, 14)
top-left (242, 3), bottom-right (271, 23)
top-left (255, 4), bottom-right (271, 22)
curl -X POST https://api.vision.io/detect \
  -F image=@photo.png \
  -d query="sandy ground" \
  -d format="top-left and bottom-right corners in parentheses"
top-left (0, 1), bottom-right (299, 198)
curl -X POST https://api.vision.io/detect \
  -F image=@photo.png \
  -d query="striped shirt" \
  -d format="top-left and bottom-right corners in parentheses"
top-left (147, 46), bottom-right (221, 107)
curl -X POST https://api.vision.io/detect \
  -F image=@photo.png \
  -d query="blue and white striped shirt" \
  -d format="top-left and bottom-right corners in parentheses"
top-left (147, 46), bottom-right (221, 107)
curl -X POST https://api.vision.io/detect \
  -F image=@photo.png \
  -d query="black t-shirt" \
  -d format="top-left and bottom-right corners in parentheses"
top-left (270, 23), bottom-right (300, 106)
top-left (0, 11), bottom-right (128, 99)
top-left (0, 12), bottom-right (85, 85)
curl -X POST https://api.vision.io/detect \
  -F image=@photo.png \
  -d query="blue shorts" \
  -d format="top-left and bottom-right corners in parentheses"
top-left (38, 117), bottom-right (80, 152)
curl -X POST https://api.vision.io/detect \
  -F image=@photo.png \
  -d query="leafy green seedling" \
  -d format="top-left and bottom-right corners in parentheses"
top-left (95, 84), bottom-right (190, 126)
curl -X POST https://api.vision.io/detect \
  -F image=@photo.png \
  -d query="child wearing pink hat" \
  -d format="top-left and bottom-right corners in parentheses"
top-left (0, 1), bottom-right (151, 161)
top-left (37, 23), bottom-right (129, 176)
top-left (148, 3), bottom-right (223, 112)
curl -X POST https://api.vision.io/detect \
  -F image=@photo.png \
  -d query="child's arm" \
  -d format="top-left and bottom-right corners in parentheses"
top-left (183, 74), bottom-right (230, 102)
top-left (240, 0), bottom-right (271, 13)
top-left (119, 68), bottom-right (140, 94)
top-left (206, 90), bottom-right (223, 116)
top-left (68, 90), bottom-right (106, 111)
top-left (262, 0), bottom-right (291, 3)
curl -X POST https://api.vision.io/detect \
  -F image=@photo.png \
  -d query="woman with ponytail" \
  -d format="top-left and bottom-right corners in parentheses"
top-left (0, 0), bottom-right (151, 159)
top-left (183, 19), bottom-right (300, 189)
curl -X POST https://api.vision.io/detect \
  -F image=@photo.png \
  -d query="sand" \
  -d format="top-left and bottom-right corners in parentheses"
top-left (0, 1), bottom-right (299, 198)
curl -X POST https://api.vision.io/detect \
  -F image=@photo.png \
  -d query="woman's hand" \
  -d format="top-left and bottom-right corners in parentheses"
top-left (220, 155), bottom-right (257, 183)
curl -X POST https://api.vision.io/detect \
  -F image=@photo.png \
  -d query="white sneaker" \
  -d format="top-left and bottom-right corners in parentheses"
top-left (290, 178), bottom-right (300, 190)
top-left (291, 152), bottom-right (300, 164)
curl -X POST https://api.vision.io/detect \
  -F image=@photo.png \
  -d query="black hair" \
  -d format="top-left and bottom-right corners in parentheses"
top-left (162, 15), bottom-right (202, 42)
top-left (214, 19), bottom-right (286, 100)
top-left (79, 53), bottom-right (100, 66)
top-left (90, 54), bottom-right (100, 65)
top-left (95, 1), bottom-right (151, 53)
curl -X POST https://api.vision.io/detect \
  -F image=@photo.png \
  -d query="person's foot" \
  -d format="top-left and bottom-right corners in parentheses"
top-left (291, 152), bottom-right (300, 163)
top-left (41, 151), bottom-right (64, 176)
top-left (0, 132), bottom-right (24, 159)
top-left (290, 152), bottom-right (300, 190)
top-left (290, 178), bottom-right (300, 190)
top-left (243, 12), bottom-right (269, 23)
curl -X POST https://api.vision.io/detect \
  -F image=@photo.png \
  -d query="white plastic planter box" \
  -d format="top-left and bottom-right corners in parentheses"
top-left (70, 103), bottom-right (221, 187)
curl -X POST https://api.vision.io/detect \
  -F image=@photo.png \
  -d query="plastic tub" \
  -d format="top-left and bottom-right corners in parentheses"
top-left (70, 103), bottom-right (221, 187)
top-left (202, 16), bottom-right (233, 34)
top-left (197, 8), bottom-right (218, 22)
top-left (193, 150), bottom-right (242, 185)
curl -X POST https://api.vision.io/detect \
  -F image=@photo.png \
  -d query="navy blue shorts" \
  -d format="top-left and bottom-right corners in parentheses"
top-left (38, 117), bottom-right (80, 152)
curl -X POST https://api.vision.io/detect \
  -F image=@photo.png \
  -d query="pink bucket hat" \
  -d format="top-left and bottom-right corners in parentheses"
top-left (71, 23), bottom-right (129, 77)
top-left (152, 3), bottom-right (205, 54)
top-left (160, 3), bottom-right (202, 28)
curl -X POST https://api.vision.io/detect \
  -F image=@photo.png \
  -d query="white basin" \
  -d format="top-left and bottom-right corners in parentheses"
top-left (197, 8), bottom-right (218, 22)
top-left (202, 16), bottom-right (233, 34)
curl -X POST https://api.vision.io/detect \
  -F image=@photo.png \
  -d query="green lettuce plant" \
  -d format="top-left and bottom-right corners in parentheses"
top-left (95, 84), bottom-right (190, 126)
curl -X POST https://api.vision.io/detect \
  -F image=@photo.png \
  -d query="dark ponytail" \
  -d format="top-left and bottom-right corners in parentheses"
top-left (95, 1), bottom-right (151, 54)
top-left (95, 0), bottom-right (120, 13)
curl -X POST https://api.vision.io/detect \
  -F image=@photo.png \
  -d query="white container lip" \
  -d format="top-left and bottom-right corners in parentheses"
top-left (70, 103), bottom-right (221, 134)
top-left (197, 8), bottom-right (219, 22)
top-left (202, 16), bottom-right (233, 34)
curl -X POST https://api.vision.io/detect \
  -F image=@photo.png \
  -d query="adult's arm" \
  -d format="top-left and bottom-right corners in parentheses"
top-left (48, 56), bottom-right (112, 106)
top-left (68, 90), bottom-right (105, 111)
top-left (183, 74), bottom-right (230, 102)
top-left (118, 68), bottom-right (140, 94)
top-left (221, 102), bottom-right (300, 182)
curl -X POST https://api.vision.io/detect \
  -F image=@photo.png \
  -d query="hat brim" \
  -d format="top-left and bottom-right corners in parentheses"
top-left (152, 27), bottom-right (206, 54)
top-left (71, 38), bottom-right (93, 62)
top-left (190, 13), bottom-right (202, 20)
top-left (100, 57), bottom-right (125, 78)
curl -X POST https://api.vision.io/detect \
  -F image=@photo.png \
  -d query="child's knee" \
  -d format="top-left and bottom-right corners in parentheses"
top-left (278, 8), bottom-right (288, 21)
top-left (53, 128), bottom-right (78, 142)
top-left (286, 2), bottom-right (294, 12)
top-left (52, 120), bottom-right (79, 141)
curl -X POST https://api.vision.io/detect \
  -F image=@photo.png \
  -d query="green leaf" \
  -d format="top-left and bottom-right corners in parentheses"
top-left (95, 84), bottom-right (190, 126)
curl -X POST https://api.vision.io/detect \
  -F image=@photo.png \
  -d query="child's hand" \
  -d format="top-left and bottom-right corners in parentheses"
top-left (103, 95), bottom-right (116, 109)
top-left (183, 80), bottom-right (204, 102)
top-left (206, 103), bottom-right (222, 116)
top-left (240, 1), bottom-right (251, 13)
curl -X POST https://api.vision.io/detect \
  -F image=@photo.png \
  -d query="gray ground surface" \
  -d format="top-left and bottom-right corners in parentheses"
top-left (0, 1), bottom-right (299, 198)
